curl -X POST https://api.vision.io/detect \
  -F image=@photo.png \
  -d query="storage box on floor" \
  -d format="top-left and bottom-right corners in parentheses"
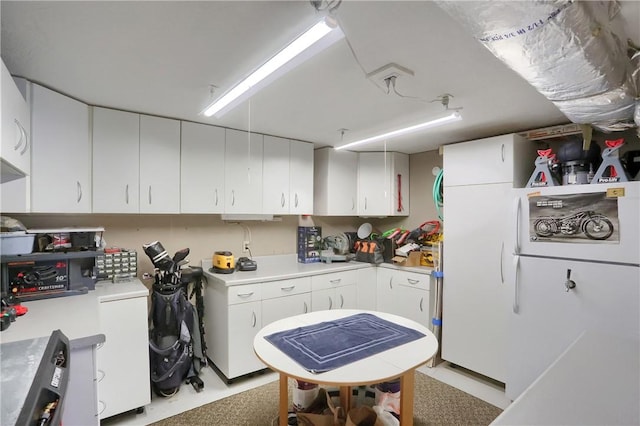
top-left (297, 226), bottom-right (322, 263)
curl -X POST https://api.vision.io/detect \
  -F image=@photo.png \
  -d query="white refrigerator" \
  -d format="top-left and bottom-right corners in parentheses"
top-left (507, 181), bottom-right (640, 400)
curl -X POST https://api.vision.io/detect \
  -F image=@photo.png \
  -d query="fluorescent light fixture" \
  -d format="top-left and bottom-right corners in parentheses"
top-left (334, 111), bottom-right (463, 151)
top-left (203, 16), bottom-right (343, 118)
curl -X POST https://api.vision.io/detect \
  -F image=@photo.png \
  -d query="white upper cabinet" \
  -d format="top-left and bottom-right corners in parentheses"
top-left (1, 61), bottom-right (30, 176)
top-left (289, 141), bottom-right (313, 215)
top-left (139, 115), bottom-right (180, 213)
top-left (180, 121), bottom-right (225, 213)
top-left (224, 129), bottom-right (263, 214)
top-left (31, 84), bottom-right (91, 213)
top-left (314, 147), bottom-right (358, 216)
top-left (92, 107), bottom-right (140, 213)
top-left (263, 135), bottom-right (290, 214)
top-left (443, 133), bottom-right (534, 187)
top-left (357, 152), bottom-right (409, 217)
top-left (262, 136), bottom-right (314, 215)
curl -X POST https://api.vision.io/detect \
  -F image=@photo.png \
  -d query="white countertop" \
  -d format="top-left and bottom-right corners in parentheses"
top-left (0, 279), bottom-right (148, 344)
top-left (202, 254), bottom-right (432, 286)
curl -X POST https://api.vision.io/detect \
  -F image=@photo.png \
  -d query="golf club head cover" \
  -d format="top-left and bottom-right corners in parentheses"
top-left (143, 241), bottom-right (174, 271)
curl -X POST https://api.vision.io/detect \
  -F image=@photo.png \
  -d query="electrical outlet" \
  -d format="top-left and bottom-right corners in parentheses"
top-left (242, 241), bottom-right (250, 253)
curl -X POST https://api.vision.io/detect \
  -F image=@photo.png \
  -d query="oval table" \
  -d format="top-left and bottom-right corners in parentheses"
top-left (253, 309), bottom-right (439, 426)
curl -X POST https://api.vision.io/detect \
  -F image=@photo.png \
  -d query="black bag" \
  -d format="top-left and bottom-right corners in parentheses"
top-left (148, 287), bottom-right (198, 396)
top-left (354, 239), bottom-right (385, 264)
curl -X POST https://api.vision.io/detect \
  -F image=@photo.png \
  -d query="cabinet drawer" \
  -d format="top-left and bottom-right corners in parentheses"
top-left (261, 277), bottom-right (311, 300)
top-left (312, 270), bottom-right (358, 290)
top-left (393, 270), bottom-right (431, 290)
top-left (228, 283), bottom-right (262, 305)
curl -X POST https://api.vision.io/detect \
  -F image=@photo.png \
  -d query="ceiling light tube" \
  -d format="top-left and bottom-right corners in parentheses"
top-left (203, 16), bottom-right (342, 118)
top-left (334, 111), bottom-right (463, 151)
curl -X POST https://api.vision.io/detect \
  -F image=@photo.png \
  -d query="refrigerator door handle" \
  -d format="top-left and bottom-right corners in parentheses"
top-left (513, 196), bottom-right (522, 255)
top-left (513, 255), bottom-right (520, 313)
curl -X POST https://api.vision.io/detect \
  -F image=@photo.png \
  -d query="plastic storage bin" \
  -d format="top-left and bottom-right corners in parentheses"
top-left (0, 232), bottom-right (35, 255)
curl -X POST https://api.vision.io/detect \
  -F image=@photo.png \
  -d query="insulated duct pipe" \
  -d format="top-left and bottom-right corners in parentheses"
top-left (435, 0), bottom-right (640, 132)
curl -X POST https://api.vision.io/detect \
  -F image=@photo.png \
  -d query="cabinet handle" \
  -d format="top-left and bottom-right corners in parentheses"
top-left (281, 285), bottom-right (295, 292)
top-left (330, 278), bottom-right (341, 284)
top-left (328, 296), bottom-right (333, 310)
top-left (96, 369), bottom-right (105, 382)
top-left (500, 242), bottom-right (504, 284)
top-left (513, 197), bottom-right (521, 255)
top-left (13, 119), bottom-right (23, 150)
top-left (215, 189), bottom-right (218, 206)
top-left (420, 297), bottom-right (424, 312)
top-left (98, 400), bottom-right (106, 415)
top-left (19, 123), bottom-right (29, 155)
top-left (565, 269), bottom-right (576, 292)
top-left (513, 255), bottom-right (520, 313)
top-left (340, 294), bottom-right (344, 308)
top-left (237, 292), bottom-right (254, 298)
top-left (77, 181), bottom-right (82, 203)
top-left (303, 301), bottom-right (308, 313)
top-left (231, 190), bottom-right (235, 206)
top-left (148, 186), bottom-right (152, 205)
top-left (407, 278), bottom-right (419, 285)
top-left (352, 198), bottom-right (355, 211)
top-left (125, 184), bottom-right (129, 204)
top-left (251, 311), bottom-right (256, 327)
top-left (295, 193), bottom-right (299, 208)
top-left (389, 276), bottom-right (393, 289)
top-left (501, 143), bottom-right (505, 162)
top-left (365, 197), bottom-right (368, 210)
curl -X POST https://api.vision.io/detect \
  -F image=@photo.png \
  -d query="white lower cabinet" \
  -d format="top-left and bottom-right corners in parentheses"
top-left (97, 295), bottom-right (150, 419)
top-left (227, 300), bottom-right (265, 380)
top-left (356, 267), bottom-right (377, 310)
top-left (376, 267), bottom-right (432, 329)
top-left (311, 270), bottom-right (358, 311)
top-left (262, 277), bottom-right (311, 326)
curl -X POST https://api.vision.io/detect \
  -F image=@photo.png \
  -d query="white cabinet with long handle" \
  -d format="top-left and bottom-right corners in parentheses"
top-left (311, 270), bottom-right (358, 311)
top-left (1, 60), bottom-right (30, 176)
top-left (139, 114), bottom-right (180, 213)
top-left (314, 147), bottom-right (358, 216)
top-left (224, 129), bottom-right (263, 214)
top-left (442, 133), bottom-right (535, 383)
top-left (288, 140), bottom-right (313, 214)
top-left (31, 83), bottom-right (91, 213)
top-left (357, 152), bottom-right (409, 217)
top-left (92, 107), bottom-right (140, 213)
top-left (181, 121), bottom-right (225, 213)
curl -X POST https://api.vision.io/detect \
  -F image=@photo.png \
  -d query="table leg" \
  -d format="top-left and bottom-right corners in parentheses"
top-left (399, 369), bottom-right (415, 426)
top-left (339, 385), bottom-right (352, 412)
top-left (279, 373), bottom-right (288, 426)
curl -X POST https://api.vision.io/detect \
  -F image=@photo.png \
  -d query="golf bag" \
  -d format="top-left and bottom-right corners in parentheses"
top-left (143, 241), bottom-right (207, 397)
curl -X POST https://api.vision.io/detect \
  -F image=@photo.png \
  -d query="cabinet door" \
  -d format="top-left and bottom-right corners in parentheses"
top-left (98, 296), bottom-right (150, 419)
top-left (358, 153), bottom-right (390, 216)
top-left (396, 286), bottom-right (430, 328)
top-left (311, 288), bottom-right (334, 311)
top-left (180, 122), bottom-right (225, 213)
top-left (92, 108), bottom-right (140, 213)
top-left (441, 183), bottom-right (512, 382)
top-left (314, 147), bottom-right (357, 216)
top-left (1, 61), bottom-right (30, 174)
top-left (139, 115), bottom-right (180, 213)
top-left (335, 284), bottom-right (357, 309)
top-left (31, 84), bottom-right (91, 213)
top-left (262, 293), bottom-right (310, 327)
top-left (507, 257), bottom-right (640, 400)
top-left (227, 301), bottom-right (264, 379)
top-left (444, 134), bottom-right (523, 186)
top-left (262, 135), bottom-right (290, 214)
top-left (357, 267), bottom-right (377, 310)
top-left (289, 141), bottom-right (313, 214)
top-left (224, 129), bottom-right (263, 214)
top-left (376, 268), bottom-right (400, 314)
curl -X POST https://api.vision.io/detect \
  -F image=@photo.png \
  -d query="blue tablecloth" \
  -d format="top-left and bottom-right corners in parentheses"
top-left (264, 313), bottom-right (425, 373)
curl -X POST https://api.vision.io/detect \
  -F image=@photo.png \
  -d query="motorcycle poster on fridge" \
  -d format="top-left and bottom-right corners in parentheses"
top-left (528, 191), bottom-right (619, 243)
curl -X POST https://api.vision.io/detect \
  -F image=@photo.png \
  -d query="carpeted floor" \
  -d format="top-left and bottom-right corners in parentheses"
top-left (151, 372), bottom-right (503, 426)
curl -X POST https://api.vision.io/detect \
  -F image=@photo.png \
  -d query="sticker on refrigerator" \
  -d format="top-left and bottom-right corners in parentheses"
top-left (528, 192), bottom-right (619, 243)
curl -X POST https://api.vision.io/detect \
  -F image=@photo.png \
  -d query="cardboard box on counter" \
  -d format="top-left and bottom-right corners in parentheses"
top-left (392, 251), bottom-right (422, 267)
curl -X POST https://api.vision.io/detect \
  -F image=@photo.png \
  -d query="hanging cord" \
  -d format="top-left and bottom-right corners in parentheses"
top-left (433, 168), bottom-right (444, 221)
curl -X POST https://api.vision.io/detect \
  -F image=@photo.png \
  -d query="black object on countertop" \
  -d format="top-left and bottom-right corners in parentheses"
top-left (236, 257), bottom-right (257, 272)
